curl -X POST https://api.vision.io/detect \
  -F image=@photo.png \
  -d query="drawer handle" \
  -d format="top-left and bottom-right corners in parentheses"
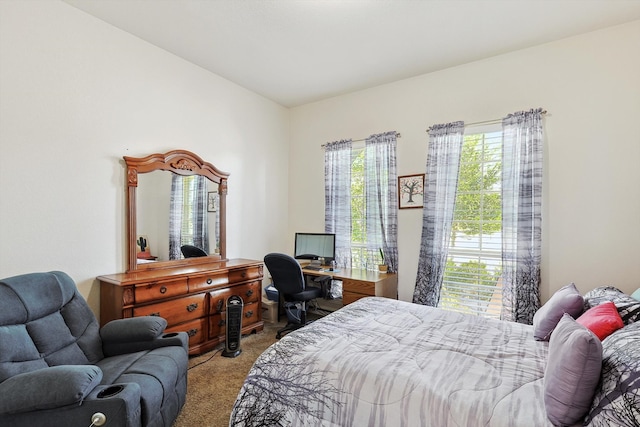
top-left (245, 289), bottom-right (253, 297)
top-left (149, 312), bottom-right (160, 317)
top-left (216, 300), bottom-right (224, 312)
top-left (206, 278), bottom-right (213, 285)
top-left (186, 303), bottom-right (199, 312)
top-left (218, 319), bottom-right (226, 327)
top-left (187, 329), bottom-right (198, 337)
top-left (241, 272), bottom-right (246, 278)
top-left (159, 286), bottom-right (167, 294)
top-left (245, 311), bottom-right (253, 318)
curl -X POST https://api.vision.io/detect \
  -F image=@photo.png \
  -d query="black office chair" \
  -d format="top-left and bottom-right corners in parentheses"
top-left (181, 245), bottom-right (208, 258)
top-left (264, 253), bottom-right (324, 339)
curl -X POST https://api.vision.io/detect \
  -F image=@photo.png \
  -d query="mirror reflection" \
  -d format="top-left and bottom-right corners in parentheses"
top-left (136, 171), bottom-right (220, 264)
top-left (125, 149), bottom-right (228, 272)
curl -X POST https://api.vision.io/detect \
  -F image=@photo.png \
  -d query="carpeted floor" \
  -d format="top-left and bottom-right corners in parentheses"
top-left (172, 321), bottom-right (284, 427)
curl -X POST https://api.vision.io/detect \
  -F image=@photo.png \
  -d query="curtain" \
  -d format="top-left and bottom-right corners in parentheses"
top-left (169, 174), bottom-right (183, 260)
top-left (365, 131), bottom-right (398, 273)
top-left (413, 121), bottom-right (465, 306)
top-left (501, 108), bottom-right (544, 324)
top-left (169, 174), bottom-right (209, 260)
top-left (192, 175), bottom-right (209, 254)
top-left (324, 140), bottom-right (352, 268)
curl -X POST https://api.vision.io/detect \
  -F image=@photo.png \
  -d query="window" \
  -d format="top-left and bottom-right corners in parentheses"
top-left (324, 133), bottom-right (397, 272)
top-left (179, 175), bottom-right (197, 246)
top-left (439, 129), bottom-right (503, 318)
top-left (348, 146), bottom-right (385, 270)
top-left (169, 174), bottom-right (209, 260)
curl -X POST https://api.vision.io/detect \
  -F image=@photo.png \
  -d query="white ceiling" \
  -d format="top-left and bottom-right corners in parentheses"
top-left (63, 0), bottom-right (640, 107)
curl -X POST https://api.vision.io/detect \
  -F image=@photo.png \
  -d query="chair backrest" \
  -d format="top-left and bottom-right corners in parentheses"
top-left (263, 253), bottom-right (306, 297)
top-left (181, 245), bottom-right (208, 258)
top-left (0, 271), bottom-right (104, 383)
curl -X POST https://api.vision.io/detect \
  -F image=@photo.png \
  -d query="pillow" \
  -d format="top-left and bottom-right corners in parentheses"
top-left (584, 286), bottom-right (640, 325)
top-left (631, 288), bottom-right (640, 301)
top-left (586, 322), bottom-right (640, 426)
top-left (576, 301), bottom-right (624, 340)
top-left (544, 314), bottom-right (603, 426)
top-left (533, 283), bottom-right (584, 341)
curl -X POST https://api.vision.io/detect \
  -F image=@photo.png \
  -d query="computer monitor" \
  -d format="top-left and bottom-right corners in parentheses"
top-left (294, 232), bottom-right (336, 263)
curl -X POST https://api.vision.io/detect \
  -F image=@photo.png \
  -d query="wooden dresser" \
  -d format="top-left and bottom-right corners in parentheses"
top-left (98, 258), bottom-right (264, 355)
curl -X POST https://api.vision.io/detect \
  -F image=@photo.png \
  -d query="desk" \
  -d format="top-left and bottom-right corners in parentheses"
top-left (302, 267), bottom-right (398, 305)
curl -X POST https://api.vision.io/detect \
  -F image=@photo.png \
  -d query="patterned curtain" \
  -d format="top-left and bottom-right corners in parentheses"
top-left (192, 175), bottom-right (209, 254)
top-left (169, 175), bottom-right (209, 260)
top-left (365, 132), bottom-right (398, 273)
top-left (324, 140), bottom-right (352, 269)
top-left (169, 174), bottom-right (183, 260)
top-left (501, 108), bottom-right (544, 324)
top-left (413, 121), bottom-right (465, 306)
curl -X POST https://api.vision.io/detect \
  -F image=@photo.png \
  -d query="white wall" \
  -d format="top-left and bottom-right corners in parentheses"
top-left (0, 0), bottom-right (290, 314)
top-left (290, 20), bottom-right (640, 303)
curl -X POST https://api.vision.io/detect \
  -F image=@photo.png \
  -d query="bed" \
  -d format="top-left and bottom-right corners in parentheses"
top-left (230, 288), bottom-right (640, 427)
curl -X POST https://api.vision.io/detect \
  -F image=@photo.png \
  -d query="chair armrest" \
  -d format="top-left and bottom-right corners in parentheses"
top-left (101, 316), bottom-right (189, 356)
top-left (0, 365), bottom-right (102, 415)
top-left (100, 316), bottom-right (167, 342)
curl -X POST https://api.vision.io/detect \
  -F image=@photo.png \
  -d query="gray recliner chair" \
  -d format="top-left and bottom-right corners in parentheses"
top-left (0, 271), bottom-right (189, 427)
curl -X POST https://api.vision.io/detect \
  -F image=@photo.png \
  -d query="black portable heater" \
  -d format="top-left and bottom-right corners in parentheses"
top-left (222, 295), bottom-right (243, 358)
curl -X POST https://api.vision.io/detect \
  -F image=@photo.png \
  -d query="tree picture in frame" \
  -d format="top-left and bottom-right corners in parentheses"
top-left (398, 174), bottom-right (425, 209)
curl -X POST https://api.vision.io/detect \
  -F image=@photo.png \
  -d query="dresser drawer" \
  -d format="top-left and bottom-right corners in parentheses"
top-left (208, 301), bottom-right (260, 338)
top-left (209, 281), bottom-right (261, 313)
top-left (208, 313), bottom-right (226, 338)
top-left (209, 288), bottom-right (234, 314)
top-left (342, 279), bottom-right (375, 297)
top-left (229, 266), bottom-right (262, 283)
top-left (165, 318), bottom-right (207, 348)
top-left (188, 272), bottom-right (228, 293)
top-left (241, 301), bottom-right (260, 327)
top-left (343, 290), bottom-right (367, 305)
top-left (234, 281), bottom-right (261, 304)
top-left (134, 278), bottom-right (188, 304)
top-left (133, 293), bottom-right (206, 325)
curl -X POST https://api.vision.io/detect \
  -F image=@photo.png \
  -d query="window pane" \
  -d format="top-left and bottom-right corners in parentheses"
top-left (440, 131), bottom-right (503, 318)
top-left (348, 147), bottom-right (383, 270)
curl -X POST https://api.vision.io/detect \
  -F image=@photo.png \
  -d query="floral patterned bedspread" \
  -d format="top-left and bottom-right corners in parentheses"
top-left (230, 297), bottom-right (555, 427)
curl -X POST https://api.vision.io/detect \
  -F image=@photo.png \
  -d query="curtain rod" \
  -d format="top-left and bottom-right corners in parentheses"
top-left (321, 132), bottom-right (401, 148)
top-left (426, 110), bottom-right (548, 132)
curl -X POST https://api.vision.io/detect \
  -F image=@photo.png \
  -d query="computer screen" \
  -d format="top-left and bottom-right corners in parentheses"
top-left (294, 232), bottom-right (336, 263)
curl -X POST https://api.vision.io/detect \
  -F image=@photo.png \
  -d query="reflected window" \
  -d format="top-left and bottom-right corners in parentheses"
top-left (169, 175), bottom-right (209, 259)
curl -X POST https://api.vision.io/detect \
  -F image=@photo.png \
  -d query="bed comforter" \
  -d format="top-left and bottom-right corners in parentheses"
top-left (230, 297), bottom-right (556, 427)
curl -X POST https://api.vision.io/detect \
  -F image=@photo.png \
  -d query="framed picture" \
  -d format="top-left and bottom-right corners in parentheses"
top-left (398, 174), bottom-right (425, 209)
top-left (207, 191), bottom-right (218, 212)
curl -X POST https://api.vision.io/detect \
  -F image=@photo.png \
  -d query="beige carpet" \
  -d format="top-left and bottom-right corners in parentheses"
top-left (172, 321), bottom-right (284, 427)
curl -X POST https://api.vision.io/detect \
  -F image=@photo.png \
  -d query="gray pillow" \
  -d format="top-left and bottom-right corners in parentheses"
top-left (533, 283), bottom-right (584, 341)
top-left (544, 313), bottom-right (602, 426)
top-left (586, 322), bottom-right (640, 426)
top-left (584, 286), bottom-right (640, 325)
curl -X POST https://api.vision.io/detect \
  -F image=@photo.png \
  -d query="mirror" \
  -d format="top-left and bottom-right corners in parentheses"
top-left (125, 150), bottom-right (228, 272)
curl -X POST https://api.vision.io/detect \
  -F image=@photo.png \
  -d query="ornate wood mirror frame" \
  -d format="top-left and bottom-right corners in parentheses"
top-left (125, 149), bottom-right (228, 272)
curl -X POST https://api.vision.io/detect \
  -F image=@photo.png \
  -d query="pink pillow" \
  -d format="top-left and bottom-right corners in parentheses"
top-left (576, 301), bottom-right (624, 340)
